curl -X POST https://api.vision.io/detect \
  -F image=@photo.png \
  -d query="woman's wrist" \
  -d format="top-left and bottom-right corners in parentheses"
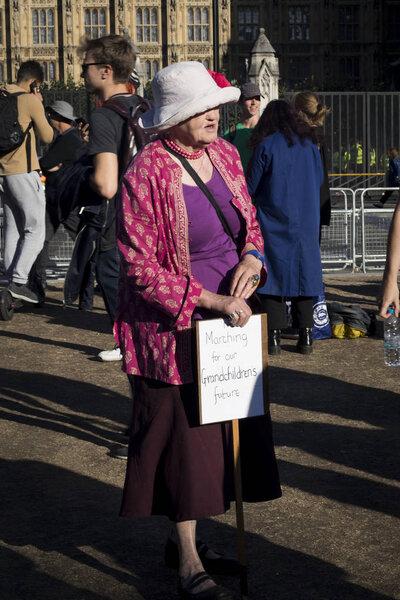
top-left (241, 249), bottom-right (265, 268)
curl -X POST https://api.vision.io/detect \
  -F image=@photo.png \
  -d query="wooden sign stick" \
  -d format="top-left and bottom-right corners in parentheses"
top-left (232, 418), bottom-right (249, 599)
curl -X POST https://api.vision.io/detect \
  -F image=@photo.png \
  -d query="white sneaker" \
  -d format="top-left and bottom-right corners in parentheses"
top-left (98, 346), bottom-right (122, 362)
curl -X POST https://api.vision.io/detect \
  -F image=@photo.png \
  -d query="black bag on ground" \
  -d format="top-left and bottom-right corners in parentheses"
top-left (327, 302), bottom-right (376, 338)
top-left (0, 89), bottom-right (33, 156)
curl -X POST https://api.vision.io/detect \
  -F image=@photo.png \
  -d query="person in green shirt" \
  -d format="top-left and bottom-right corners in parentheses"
top-left (223, 82), bottom-right (261, 175)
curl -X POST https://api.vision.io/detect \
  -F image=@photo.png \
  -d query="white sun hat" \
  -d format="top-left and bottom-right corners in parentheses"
top-left (139, 61), bottom-right (240, 133)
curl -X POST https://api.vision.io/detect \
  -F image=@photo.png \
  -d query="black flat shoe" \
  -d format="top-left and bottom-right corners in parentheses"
top-left (296, 327), bottom-right (313, 354)
top-left (178, 572), bottom-right (238, 600)
top-left (268, 329), bottom-right (281, 355)
top-left (165, 538), bottom-right (239, 576)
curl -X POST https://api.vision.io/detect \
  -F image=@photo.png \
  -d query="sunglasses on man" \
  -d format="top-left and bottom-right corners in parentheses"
top-left (81, 62), bottom-right (108, 73)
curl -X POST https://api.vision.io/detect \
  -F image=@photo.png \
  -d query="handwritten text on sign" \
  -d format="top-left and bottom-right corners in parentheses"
top-left (196, 315), bottom-right (266, 425)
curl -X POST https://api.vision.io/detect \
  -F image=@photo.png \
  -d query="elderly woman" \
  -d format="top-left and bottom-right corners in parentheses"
top-left (114, 62), bottom-right (281, 600)
top-left (247, 100), bottom-right (324, 356)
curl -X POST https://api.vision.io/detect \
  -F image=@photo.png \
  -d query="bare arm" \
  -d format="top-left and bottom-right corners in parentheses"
top-left (29, 94), bottom-right (53, 144)
top-left (379, 194), bottom-right (400, 317)
top-left (89, 152), bottom-right (119, 199)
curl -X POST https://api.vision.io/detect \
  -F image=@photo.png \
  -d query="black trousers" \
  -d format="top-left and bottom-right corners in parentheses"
top-left (96, 246), bottom-right (120, 326)
top-left (259, 294), bottom-right (314, 330)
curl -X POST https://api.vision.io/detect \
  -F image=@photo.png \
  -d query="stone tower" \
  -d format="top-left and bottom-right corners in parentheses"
top-left (248, 28), bottom-right (279, 112)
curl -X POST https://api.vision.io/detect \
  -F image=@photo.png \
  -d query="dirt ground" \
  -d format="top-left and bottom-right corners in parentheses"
top-left (1, 274), bottom-right (399, 600)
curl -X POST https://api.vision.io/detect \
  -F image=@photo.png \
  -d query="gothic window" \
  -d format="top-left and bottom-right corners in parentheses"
top-left (187, 7), bottom-right (209, 42)
top-left (41, 62), bottom-right (47, 81)
top-left (84, 8), bottom-right (106, 39)
top-left (0, 64), bottom-right (4, 82)
top-left (49, 62), bottom-right (56, 80)
top-left (238, 7), bottom-right (259, 42)
top-left (339, 56), bottom-right (360, 86)
top-left (39, 61), bottom-right (56, 82)
top-left (144, 60), bottom-right (151, 80)
top-left (388, 6), bottom-right (400, 41)
top-left (32, 9), bottom-right (55, 44)
top-left (288, 57), bottom-right (311, 81)
top-left (338, 6), bottom-right (360, 41)
top-left (136, 8), bottom-right (158, 43)
top-left (203, 58), bottom-right (210, 69)
top-left (288, 6), bottom-right (310, 41)
top-left (143, 60), bottom-right (159, 80)
top-left (0, 9), bottom-right (3, 45)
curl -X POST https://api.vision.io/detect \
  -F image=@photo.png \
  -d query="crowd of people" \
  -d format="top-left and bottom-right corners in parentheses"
top-left (1, 35), bottom-right (399, 600)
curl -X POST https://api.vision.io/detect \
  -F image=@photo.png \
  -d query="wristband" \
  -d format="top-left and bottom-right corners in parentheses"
top-left (241, 249), bottom-right (265, 267)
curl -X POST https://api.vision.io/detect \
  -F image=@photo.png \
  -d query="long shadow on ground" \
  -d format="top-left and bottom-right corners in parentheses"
top-left (0, 369), bottom-right (131, 448)
top-left (0, 459), bottom-right (395, 600)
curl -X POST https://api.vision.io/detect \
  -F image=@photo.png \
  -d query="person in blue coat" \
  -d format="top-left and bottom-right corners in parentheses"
top-left (375, 148), bottom-right (400, 208)
top-left (247, 99), bottom-right (324, 355)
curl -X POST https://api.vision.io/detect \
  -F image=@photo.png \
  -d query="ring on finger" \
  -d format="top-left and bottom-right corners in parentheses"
top-left (248, 274), bottom-right (260, 287)
top-left (229, 312), bottom-right (237, 320)
top-left (235, 309), bottom-right (244, 316)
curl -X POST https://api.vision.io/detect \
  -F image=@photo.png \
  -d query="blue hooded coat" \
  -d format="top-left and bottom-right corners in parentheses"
top-left (247, 131), bottom-right (324, 297)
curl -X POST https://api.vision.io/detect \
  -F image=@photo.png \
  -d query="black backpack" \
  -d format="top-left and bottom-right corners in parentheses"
top-left (0, 89), bottom-right (33, 166)
top-left (102, 95), bottom-right (151, 176)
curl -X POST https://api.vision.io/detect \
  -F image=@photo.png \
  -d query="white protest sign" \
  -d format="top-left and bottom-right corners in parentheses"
top-left (196, 314), bottom-right (268, 425)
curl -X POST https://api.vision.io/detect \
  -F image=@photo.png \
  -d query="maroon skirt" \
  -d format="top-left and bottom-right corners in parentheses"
top-left (120, 375), bottom-right (281, 522)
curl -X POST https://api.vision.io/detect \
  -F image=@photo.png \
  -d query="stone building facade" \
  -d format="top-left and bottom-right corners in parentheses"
top-left (0, 1), bottom-right (398, 89)
top-left (229, 0), bottom-right (400, 90)
top-left (0, 0), bottom-right (230, 85)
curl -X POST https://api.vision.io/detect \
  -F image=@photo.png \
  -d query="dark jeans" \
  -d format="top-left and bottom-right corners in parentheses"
top-left (96, 246), bottom-right (120, 326)
top-left (31, 206), bottom-right (80, 285)
top-left (259, 294), bottom-right (314, 330)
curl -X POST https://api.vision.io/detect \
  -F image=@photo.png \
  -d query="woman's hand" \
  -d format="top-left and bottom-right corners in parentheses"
top-left (229, 253), bottom-right (262, 299)
top-left (197, 289), bottom-right (253, 327)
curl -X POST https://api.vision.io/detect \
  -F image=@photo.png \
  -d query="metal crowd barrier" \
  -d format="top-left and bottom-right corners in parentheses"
top-left (320, 188), bottom-right (355, 271)
top-left (358, 188), bottom-right (397, 273)
top-left (0, 187), bottom-right (397, 278)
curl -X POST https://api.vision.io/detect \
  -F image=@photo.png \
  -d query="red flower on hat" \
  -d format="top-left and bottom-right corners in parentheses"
top-left (207, 70), bottom-right (231, 88)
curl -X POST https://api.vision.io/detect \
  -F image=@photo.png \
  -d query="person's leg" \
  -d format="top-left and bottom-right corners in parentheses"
top-left (380, 190), bottom-right (393, 205)
top-left (95, 246), bottom-right (120, 326)
top-left (30, 208), bottom-right (58, 293)
top-left (258, 294), bottom-right (287, 329)
top-left (175, 520), bottom-right (216, 594)
top-left (291, 296), bottom-right (314, 354)
top-left (3, 172), bottom-right (45, 284)
top-left (291, 296), bottom-right (314, 328)
top-left (96, 246), bottom-right (122, 360)
top-left (1, 177), bottom-right (24, 280)
top-left (79, 255), bottom-right (96, 311)
top-left (259, 294), bottom-right (287, 355)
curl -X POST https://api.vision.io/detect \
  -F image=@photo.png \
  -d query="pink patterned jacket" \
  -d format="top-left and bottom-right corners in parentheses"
top-left (114, 137), bottom-right (265, 385)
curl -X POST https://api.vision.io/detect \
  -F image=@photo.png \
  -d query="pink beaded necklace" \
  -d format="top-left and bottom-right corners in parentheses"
top-left (164, 138), bottom-right (205, 160)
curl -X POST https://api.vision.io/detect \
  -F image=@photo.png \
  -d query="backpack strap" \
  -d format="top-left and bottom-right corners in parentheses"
top-left (102, 95), bottom-right (151, 176)
top-left (11, 91), bottom-right (34, 171)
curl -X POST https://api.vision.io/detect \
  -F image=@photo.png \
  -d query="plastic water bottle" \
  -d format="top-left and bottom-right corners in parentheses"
top-left (384, 308), bottom-right (400, 366)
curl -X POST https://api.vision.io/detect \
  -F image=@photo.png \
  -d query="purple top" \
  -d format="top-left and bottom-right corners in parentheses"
top-left (183, 168), bottom-right (245, 318)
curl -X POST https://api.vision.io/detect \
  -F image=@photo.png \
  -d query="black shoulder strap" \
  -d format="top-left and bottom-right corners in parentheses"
top-left (161, 139), bottom-right (236, 244)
